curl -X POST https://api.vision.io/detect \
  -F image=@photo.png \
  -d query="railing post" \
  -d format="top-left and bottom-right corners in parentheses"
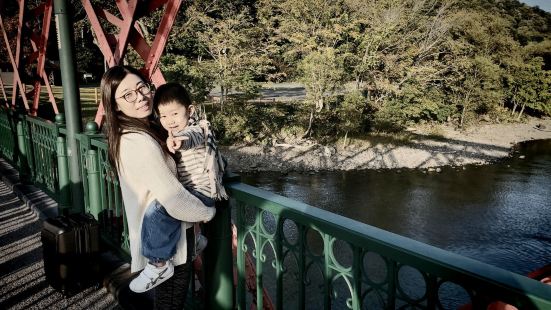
top-left (85, 149), bottom-right (101, 218)
top-left (236, 200), bottom-right (247, 310)
top-left (84, 122), bottom-right (101, 218)
top-left (55, 114), bottom-right (70, 213)
top-left (15, 117), bottom-right (30, 181)
top-left (203, 175), bottom-right (239, 309)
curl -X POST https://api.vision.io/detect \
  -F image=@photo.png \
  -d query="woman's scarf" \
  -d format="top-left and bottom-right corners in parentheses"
top-left (191, 116), bottom-right (228, 200)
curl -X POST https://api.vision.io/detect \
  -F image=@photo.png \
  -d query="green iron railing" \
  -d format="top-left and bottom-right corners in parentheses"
top-left (229, 182), bottom-right (551, 310)
top-left (24, 115), bottom-right (61, 197)
top-left (0, 109), bottom-right (550, 309)
top-left (0, 111), bottom-right (130, 254)
top-left (0, 110), bottom-right (67, 200)
top-left (0, 109), bottom-right (17, 163)
top-left (75, 127), bottom-right (130, 256)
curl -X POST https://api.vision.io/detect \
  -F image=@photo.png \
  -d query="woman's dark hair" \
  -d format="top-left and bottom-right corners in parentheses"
top-left (101, 65), bottom-right (169, 173)
top-left (153, 82), bottom-right (193, 112)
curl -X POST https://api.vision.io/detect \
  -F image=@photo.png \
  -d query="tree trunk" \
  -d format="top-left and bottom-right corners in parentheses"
top-left (517, 103), bottom-right (526, 120)
top-left (342, 131), bottom-right (348, 148)
top-left (302, 109), bottom-right (315, 138)
top-left (460, 105), bottom-right (466, 128)
top-left (220, 85), bottom-right (225, 111)
top-left (315, 98), bottom-right (324, 112)
top-left (511, 101), bottom-right (517, 116)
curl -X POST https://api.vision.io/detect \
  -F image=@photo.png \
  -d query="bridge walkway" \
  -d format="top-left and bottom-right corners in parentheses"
top-left (0, 158), bottom-right (151, 310)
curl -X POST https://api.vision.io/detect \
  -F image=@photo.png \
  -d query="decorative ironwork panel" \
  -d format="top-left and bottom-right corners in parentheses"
top-left (92, 138), bottom-right (129, 253)
top-left (25, 116), bottom-right (59, 195)
top-left (229, 182), bottom-right (551, 310)
top-left (0, 110), bottom-right (16, 162)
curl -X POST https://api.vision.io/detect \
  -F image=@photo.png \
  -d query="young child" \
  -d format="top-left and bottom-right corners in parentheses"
top-left (129, 82), bottom-right (227, 293)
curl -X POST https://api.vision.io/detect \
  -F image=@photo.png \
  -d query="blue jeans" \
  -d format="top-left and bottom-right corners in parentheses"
top-left (141, 189), bottom-right (215, 262)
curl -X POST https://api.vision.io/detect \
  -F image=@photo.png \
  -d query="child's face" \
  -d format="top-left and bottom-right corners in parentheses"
top-left (158, 101), bottom-right (192, 134)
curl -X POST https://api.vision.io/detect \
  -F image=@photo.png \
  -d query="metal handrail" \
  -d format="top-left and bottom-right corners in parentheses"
top-left (229, 182), bottom-right (551, 309)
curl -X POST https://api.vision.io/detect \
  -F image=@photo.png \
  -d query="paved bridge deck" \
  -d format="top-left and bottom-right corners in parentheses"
top-left (0, 159), bottom-right (121, 309)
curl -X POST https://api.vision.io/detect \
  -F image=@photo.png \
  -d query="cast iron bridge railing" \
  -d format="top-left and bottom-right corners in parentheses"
top-left (0, 108), bottom-right (550, 309)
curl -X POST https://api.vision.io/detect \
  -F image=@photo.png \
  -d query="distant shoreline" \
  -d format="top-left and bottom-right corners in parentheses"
top-left (222, 118), bottom-right (551, 173)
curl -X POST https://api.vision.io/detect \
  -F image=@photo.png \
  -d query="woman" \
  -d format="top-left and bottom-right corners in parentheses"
top-left (101, 65), bottom-right (215, 308)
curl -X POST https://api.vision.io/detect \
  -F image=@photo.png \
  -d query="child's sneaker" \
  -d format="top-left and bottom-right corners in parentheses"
top-left (129, 261), bottom-right (174, 293)
top-left (193, 234), bottom-right (208, 260)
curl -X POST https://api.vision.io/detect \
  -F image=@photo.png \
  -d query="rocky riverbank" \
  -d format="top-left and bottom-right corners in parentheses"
top-left (221, 118), bottom-right (551, 173)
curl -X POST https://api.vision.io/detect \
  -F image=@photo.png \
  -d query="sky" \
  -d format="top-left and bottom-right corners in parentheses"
top-left (519, 0), bottom-right (551, 12)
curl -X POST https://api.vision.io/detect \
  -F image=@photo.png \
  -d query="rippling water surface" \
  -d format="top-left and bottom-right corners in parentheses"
top-left (241, 139), bottom-right (551, 276)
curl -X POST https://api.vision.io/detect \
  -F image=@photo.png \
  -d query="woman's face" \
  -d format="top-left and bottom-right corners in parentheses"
top-left (115, 73), bottom-right (153, 119)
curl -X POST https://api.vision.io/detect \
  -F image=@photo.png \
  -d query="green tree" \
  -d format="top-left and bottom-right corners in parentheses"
top-left (298, 47), bottom-right (345, 136)
top-left (160, 54), bottom-right (214, 104)
top-left (278, 0), bottom-right (349, 60)
top-left (507, 57), bottom-right (550, 119)
top-left (337, 90), bottom-right (366, 146)
top-left (345, 0), bottom-right (452, 90)
top-left (448, 56), bottom-right (503, 127)
top-left (193, 5), bottom-right (262, 108)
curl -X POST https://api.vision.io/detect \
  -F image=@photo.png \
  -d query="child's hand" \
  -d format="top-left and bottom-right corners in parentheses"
top-left (166, 131), bottom-right (181, 153)
top-left (167, 131), bottom-right (191, 153)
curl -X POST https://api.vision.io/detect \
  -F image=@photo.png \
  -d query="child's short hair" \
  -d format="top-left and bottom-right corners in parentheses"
top-left (153, 82), bottom-right (192, 113)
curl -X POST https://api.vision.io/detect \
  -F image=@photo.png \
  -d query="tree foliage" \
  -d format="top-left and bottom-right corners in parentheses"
top-left (3, 0), bottom-right (550, 143)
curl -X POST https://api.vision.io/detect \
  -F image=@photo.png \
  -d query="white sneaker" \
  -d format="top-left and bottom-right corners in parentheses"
top-left (129, 261), bottom-right (174, 293)
top-left (193, 234), bottom-right (208, 260)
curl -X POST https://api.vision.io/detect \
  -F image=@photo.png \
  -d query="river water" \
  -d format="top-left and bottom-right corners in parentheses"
top-left (241, 139), bottom-right (551, 277)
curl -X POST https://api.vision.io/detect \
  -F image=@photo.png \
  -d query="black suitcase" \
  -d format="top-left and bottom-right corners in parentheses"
top-left (41, 213), bottom-right (101, 296)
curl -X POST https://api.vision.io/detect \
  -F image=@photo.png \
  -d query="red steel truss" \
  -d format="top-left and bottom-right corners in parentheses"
top-left (1, 0), bottom-right (180, 121)
top-left (0, 0), bottom-right (58, 115)
top-left (81, 0), bottom-right (181, 125)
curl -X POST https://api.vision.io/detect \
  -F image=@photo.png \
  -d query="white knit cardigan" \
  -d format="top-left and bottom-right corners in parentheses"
top-left (117, 131), bottom-right (216, 272)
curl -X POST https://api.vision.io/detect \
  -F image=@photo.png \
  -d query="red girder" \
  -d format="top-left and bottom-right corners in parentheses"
top-left (31, 0), bottom-right (58, 115)
top-left (0, 15), bottom-right (27, 110)
top-left (5, 0), bottom-right (28, 109)
top-left (82, 0), bottom-right (180, 125)
top-left (0, 73), bottom-right (8, 106)
top-left (0, 0), bottom-right (58, 116)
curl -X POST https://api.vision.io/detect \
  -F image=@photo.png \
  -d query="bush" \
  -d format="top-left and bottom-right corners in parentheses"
top-left (210, 100), bottom-right (299, 145)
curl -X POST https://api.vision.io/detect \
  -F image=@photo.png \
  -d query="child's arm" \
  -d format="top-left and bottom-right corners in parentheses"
top-left (166, 131), bottom-right (183, 153)
top-left (172, 126), bottom-right (205, 150)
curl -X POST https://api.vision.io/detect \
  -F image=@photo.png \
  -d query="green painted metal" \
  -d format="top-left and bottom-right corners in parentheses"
top-left (74, 128), bottom-right (129, 255)
top-left (54, 0), bottom-right (84, 214)
top-left (203, 198), bottom-right (235, 309)
top-left (236, 200), bottom-right (247, 310)
top-left (25, 116), bottom-right (60, 196)
top-left (55, 113), bottom-right (70, 211)
top-left (16, 119), bottom-right (29, 176)
top-left (255, 209), bottom-right (264, 310)
top-left (94, 140), bottom-right (127, 252)
top-left (228, 182), bottom-right (551, 309)
top-left (74, 122), bottom-right (100, 217)
top-left (56, 136), bottom-right (70, 211)
top-left (0, 110), bottom-right (16, 162)
top-left (80, 121), bottom-right (101, 217)
top-left (86, 149), bottom-right (101, 218)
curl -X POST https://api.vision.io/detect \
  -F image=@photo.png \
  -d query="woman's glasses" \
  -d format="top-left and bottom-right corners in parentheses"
top-left (118, 84), bottom-right (153, 103)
